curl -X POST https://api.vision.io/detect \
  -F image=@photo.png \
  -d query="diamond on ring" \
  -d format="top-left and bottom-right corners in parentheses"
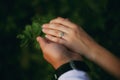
top-left (59, 32), bottom-right (64, 38)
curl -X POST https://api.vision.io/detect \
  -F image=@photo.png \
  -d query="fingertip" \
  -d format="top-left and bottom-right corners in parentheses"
top-left (50, 18), bottom-right (56, 23)
top-left (36, 36), bottom-right (48, 48)
top-left (45, 34), bottom-right (48, 38)
top-left (36, 36), bottom-right (43, 42)
top-left (50, 17), bottom-right (64, 23)
top-left (50, 20), bottom-right (55, 23)
top-left (42, 24), bottom-right (45, 28)
top-left (57, 17), bottom-right (64, 19)
top-left (50, 20), bottom-right (53, 23)
top-left (45, 35), bottom-right (51, 40)
top-left (42, 24), bottom-right (48, 28)
top-left (36, 36), bottom-right (39, 40)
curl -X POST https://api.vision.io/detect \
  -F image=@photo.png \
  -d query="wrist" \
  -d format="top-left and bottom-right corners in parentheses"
top-left (84, 41), bottom-right (105, 62)
top-left (53, 58), bottom-right (83, 69)
top-left (83, 41), bottom-right (99, 61)
top-left (53, 59), bottom-right (71, 69)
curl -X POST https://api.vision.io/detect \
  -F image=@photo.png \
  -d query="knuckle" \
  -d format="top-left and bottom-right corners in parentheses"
top-left (57, 17), bottom-right (62, 19)
top-left (72, 24), bottom-right (78, 29)
top-left (71, 27), bottom-right (78, 34)
top-left (69, 28), bottom-right (75, 34)
top-left (55, 31), bottom-right (59, 35)
top-left (49, 24), bottom-right (55, 28)
top-left (49, 29), bottom-right (57, 35)
top-left (59, 39), bottom-right (65, 44)
top-left (57, 17), bottom-right (66, 21)
top-left (53, 38), bottom-right (59, 42)
top-left (48, 29), bottom-right (51, 33)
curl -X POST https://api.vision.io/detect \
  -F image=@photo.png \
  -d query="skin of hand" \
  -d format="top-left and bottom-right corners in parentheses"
top-left (42, 17), bottom-right (96, 58)
top-left (36, 36), bottom-right (82, 69)
top-left (42, 17), bottom-right (120, 79)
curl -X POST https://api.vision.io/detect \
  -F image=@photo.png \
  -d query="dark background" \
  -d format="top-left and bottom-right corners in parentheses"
top-left (0, 0), bottom-right (120, 80)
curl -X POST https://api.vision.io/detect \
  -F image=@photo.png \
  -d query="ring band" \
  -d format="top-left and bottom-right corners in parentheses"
top-left (59, 32), bottom-right (64, 38)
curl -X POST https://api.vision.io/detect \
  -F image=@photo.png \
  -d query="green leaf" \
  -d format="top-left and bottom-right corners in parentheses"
top-left (17, 15), bottom-right (55, 49)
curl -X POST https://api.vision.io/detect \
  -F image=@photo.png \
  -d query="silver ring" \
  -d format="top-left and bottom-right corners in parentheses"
top-left (59, 32), bottom-right (64, 38)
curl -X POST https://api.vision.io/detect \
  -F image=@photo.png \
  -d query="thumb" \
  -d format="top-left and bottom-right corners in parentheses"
top-left (36, 36), bottom-right (48, 50)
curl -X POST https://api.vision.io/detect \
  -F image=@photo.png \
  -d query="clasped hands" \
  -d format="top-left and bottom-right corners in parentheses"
top-left (37, 17), bottom-right (97, 69)
top-left (36, 17), bottom-right (120, 79)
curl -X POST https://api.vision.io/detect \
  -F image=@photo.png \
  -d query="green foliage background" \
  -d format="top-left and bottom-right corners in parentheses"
top-left (0, 0), bottom-right (120, 80)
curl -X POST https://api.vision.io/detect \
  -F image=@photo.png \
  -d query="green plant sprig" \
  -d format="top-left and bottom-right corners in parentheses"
top-left (17, 15), bottom-right (55, 49)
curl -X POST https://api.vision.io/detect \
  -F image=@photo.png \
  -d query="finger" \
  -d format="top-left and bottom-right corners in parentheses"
top-left (42, 28), bottom-right (67, 40)
top-left (36, 36), bottom-right (48, 50)
top-left (50, 17), bottom-right (77, 29)
top-left (45, 34), bottom-right (66, 44)
top-left (42, 23), bottom-right (71, 34)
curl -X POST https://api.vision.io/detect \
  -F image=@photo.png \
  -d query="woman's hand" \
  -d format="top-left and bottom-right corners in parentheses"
top-left (42, 17), bottom-right (120, 79)
top-left (42, 17), bottom-right (97, 57)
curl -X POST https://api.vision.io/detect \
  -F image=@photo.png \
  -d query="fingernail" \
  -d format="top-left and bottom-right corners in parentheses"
top-left (45, 35), bottom-right (49, 38)
top-left (36, 37), bottom-right (40, 42)
top-left (45, 35), bottom-right (47, 38)
top-left (42, 29), bottom-right (45, 32)
top-left (42, 24), bottom-right (48, 28)
top-left (50, 21), bottom-right (53, 23)
top-left (42, 24), bottom-right (46, 28)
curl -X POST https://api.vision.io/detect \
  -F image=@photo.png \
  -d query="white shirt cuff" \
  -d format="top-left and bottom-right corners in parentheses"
top-left (58, 69), bottom-right (90, 80)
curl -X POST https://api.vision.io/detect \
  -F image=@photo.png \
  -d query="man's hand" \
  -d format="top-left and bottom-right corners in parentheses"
top-left (37, 36), bottom-right (82, 69)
